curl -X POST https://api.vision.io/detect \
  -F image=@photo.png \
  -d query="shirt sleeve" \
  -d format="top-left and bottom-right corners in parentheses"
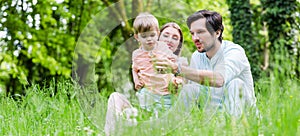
top-left (217, 46), bottom-right (250, 85)
top-left (132, 50), bottom-right (139, 72)
top-left (188, 52), bottom-right (200, 84)
top-left (178, 57), bottom-right (189, 66)
top-left (189, 51), bottom-right (199, 69)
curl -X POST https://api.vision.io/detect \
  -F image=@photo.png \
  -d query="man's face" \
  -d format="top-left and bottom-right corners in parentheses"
top-left (189, 18), bottom-right (217, 53)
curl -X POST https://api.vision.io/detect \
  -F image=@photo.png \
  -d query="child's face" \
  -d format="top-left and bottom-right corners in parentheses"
top-left (135, 30), bottom-right (159, 51)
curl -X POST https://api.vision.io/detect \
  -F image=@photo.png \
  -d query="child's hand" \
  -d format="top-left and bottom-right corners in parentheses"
top-left (135, 80), bottom-right (144, 90)
top-left (168, 56), bottom-right (177, 63)
top-left (168, 77), bottom-right (183, 94)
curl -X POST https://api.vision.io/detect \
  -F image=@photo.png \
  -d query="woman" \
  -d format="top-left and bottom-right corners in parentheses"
top-left (159, 22), bottom-right (183, 56)
top-left (104, 22), bottom-right (187, 136)
top-left (159, 22), bottom-right (188, 66)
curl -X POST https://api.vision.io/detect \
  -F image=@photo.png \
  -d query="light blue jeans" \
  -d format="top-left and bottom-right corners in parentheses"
top-left (177, 79), bottom-right (256, 116)
top-left (136, 88), bottom-right (173, 112)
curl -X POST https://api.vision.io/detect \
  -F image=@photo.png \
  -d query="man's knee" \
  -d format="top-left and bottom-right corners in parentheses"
top-left (225, 78), bottom-right (247, 116)
top-left (227, 78), bottom-right (244, 90)
top-left (180, 84), bottom-right (202, 96)
top-left (179, 84), bottom-right (205, 103)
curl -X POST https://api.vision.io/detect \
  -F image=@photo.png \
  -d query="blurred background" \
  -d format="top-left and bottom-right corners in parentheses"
top-left (0, 0), bottom-right (299, 97)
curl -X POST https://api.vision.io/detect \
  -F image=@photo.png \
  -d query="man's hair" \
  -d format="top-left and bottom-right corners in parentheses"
top-left (133, 12), bottom-right (159, 34)
top-left (186, 10), bottom-right (224, 42)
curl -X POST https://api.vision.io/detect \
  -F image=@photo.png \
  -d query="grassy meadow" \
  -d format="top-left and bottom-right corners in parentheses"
top-left (0, 70), bottom-right (299, 136)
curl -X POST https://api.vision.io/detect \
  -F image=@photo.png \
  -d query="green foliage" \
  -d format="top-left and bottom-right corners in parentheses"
top-left (0, 0), bottom-right (103, 94)
top-left (261, 0), bottom-right (300, 77)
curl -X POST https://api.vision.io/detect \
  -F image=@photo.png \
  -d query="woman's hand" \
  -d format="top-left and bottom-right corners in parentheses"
top-left (178, 57), bottom-right (189, 66)
top-left (153, 57), bottom-right (178, 74)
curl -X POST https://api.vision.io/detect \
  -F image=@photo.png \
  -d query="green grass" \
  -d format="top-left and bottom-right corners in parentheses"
top-left (1, 72), bottom-right (299, 135)
top-left (0, 82), bottom-right (99, 136)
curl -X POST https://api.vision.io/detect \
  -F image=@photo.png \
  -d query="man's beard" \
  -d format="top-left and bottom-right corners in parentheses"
top-left (198, 49), bottom-right (206, 53)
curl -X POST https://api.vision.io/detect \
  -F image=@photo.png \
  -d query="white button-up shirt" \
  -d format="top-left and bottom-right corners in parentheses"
top-left (189, 40), bottom-right (256, 115)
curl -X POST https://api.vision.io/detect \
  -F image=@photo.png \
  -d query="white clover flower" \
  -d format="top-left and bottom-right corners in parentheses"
top-left (125, 118), bottom-right (138, 126)
top-left (121, 107), bottom-right (138, 127)
top-left (83, 126), bottom-right (94, 135)
top-left (76, 126), bottom-right (81, 131)
top-left (123, 107), bottom-right (138, 119)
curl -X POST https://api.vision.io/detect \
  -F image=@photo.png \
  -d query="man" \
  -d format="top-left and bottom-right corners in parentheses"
top-left (155, 10), bottom-right (257, 116)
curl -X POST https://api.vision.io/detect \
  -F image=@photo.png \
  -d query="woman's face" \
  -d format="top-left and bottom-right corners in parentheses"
top-left (159, 27), bottom-right (181, 53)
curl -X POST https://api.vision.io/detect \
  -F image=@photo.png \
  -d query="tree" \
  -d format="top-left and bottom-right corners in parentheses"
top-left (261, 0), bottom-right (300, 78)
top-left (0, 0), bottom-right (103, 95)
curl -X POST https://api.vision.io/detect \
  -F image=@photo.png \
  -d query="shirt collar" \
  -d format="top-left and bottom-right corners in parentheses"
top-left (210, 41), bottom-right (225, 64)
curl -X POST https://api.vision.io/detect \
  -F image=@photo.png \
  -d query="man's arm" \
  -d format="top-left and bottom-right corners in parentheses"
top-left (155, 57), bottom-right (224, 87)
top-left (179, 65), bottom-right (224, 87)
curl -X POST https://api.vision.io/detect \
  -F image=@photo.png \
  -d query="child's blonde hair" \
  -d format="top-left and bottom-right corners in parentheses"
top-left (133, 12), bottom-right (159, 34)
